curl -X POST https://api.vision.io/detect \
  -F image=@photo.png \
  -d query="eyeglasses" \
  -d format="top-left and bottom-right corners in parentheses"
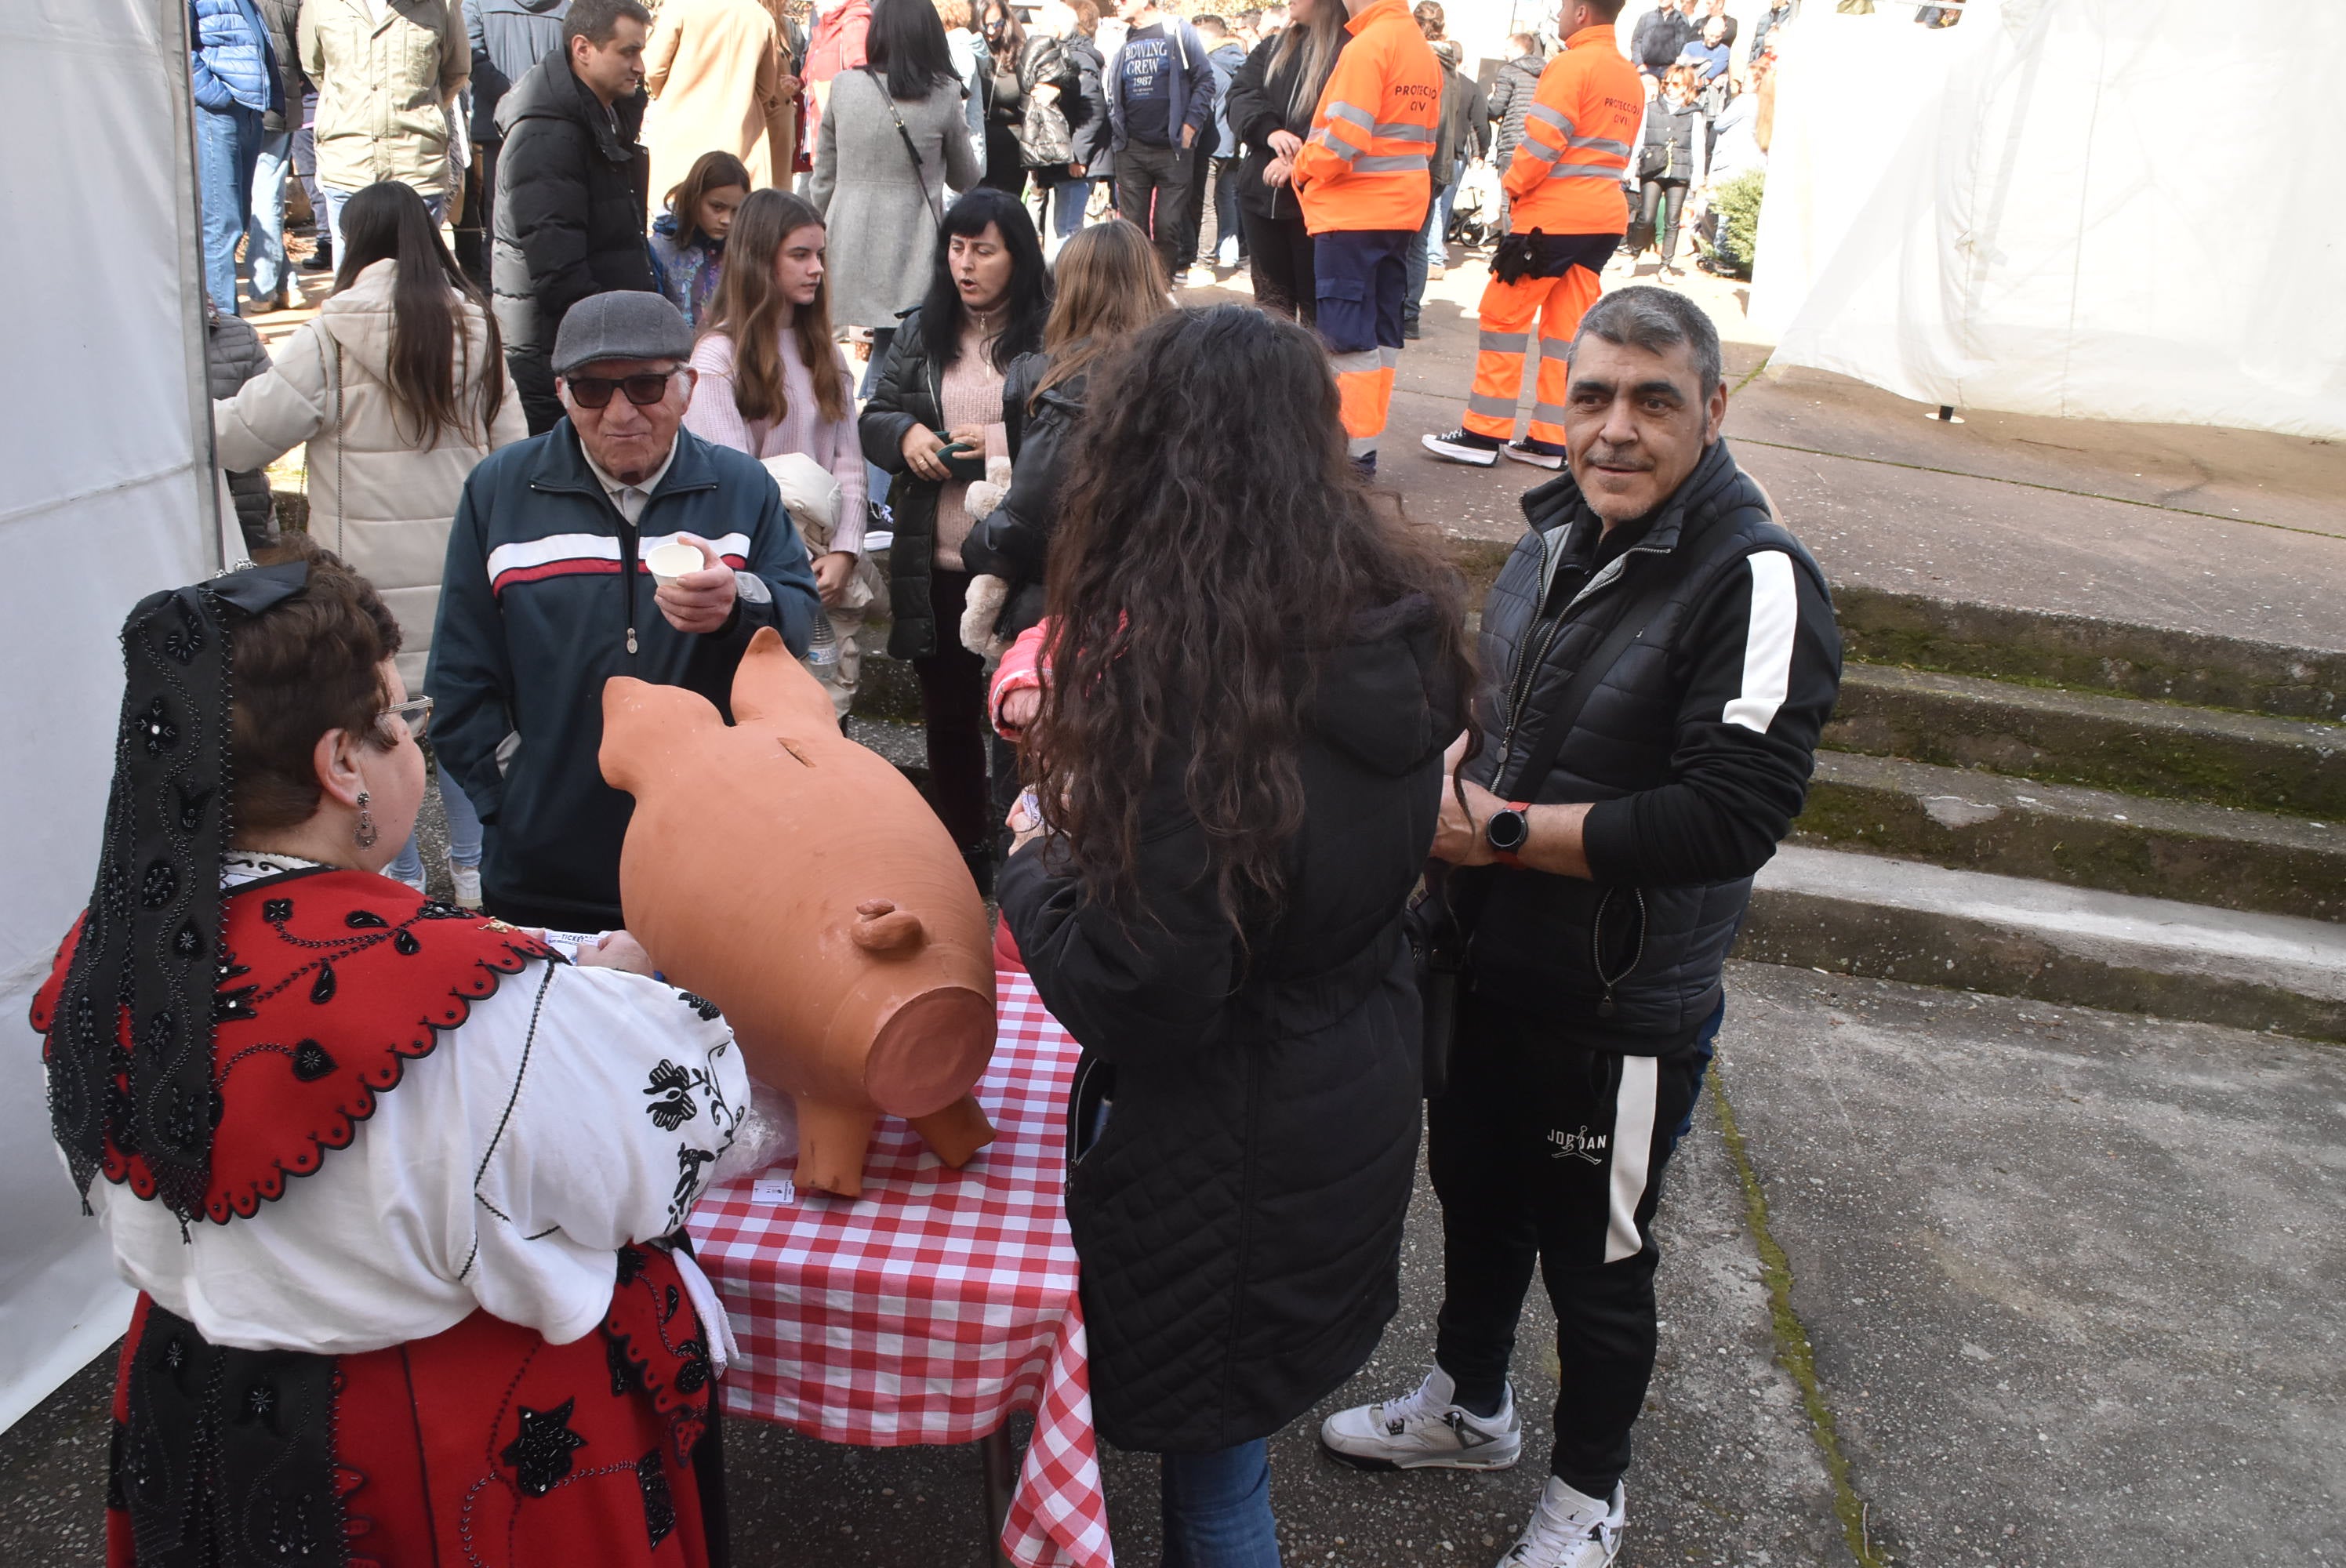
top-left (381, 695), bottom-right (433, 741)
top-left (565, 368), bottom-right (689, 408)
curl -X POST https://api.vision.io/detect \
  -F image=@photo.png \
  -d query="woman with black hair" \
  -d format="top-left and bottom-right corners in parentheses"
top-left (859, 187), bottom-right (1049, 890)
top-left (813, 0), bottom-right (982, 364)
top-left (213, 179), bottom-right (525, 907)
top-left (997, 303), bottom-right (1471, 1563)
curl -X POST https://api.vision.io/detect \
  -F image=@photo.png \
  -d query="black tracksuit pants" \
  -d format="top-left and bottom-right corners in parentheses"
top-left (1428, 994), bottom-right (1705, 1497)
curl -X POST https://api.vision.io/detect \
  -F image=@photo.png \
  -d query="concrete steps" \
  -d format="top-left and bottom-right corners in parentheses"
top-left (1797, 751), bottom-right (2346, 922)
top-left (1739, 844), bottom-right (2346, 1043)
top-left (1825, 663), bottom-right (2346, 819)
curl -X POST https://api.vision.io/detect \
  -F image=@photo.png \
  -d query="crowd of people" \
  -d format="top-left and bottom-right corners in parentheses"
top-left (71, 2), bottom-right (1848, 1567)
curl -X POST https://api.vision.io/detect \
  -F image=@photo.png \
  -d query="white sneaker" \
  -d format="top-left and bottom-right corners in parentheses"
top-left (1498, 1478), bottom-right (1625, 1568)
top-left (1320, 1366), bottom-right (1522, 1470)
top-left (448, 860), bottom-right (483, 909)
top-left (1217, 236), bottom-right (1240, 267)
top-left (1184, 263), bottom-right (1218, 288)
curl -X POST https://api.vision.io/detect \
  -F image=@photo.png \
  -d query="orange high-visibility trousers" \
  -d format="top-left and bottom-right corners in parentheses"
top-left (1462, 265), bottom-right (1604, 447)
top-left (1334, 346), bottom-right (1402, 458)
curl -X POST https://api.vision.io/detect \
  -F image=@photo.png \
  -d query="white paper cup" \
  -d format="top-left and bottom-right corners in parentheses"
top-left (646, 541), bottom-right (704, 588)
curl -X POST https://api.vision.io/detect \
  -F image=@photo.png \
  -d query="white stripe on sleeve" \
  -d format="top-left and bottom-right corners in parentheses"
top-left (1721, 550), bottom-right (1798, 735)
top-left (1604, 1054), bottom-right (1660, 1264)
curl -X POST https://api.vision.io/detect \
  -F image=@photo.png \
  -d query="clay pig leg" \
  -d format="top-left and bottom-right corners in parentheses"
top-left (906, 1094), bottom-right (997, 1169)
top-left (793, 1097), bottom-right (881, 1199)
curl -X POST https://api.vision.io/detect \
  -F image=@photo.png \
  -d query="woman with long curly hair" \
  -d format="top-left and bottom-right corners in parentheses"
top-left (997, 303), bottom-right (1472, 1563)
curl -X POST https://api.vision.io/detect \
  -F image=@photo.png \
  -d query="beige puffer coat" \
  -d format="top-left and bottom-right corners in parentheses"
top-left (214, 260), bottom-right (528, 689)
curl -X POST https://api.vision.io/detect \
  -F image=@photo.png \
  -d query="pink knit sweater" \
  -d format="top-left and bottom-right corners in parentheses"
top-left (932, 321), bottom-right (1011, 569)
top-left (683, 328), bottom-right (870, 556)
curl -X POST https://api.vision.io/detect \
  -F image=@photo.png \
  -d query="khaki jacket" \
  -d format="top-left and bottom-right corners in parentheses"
top-left (642, 0), bottom-right (798, 209)
top-left (214, 261), bottom-right (527, 689)
top-left (300, 0), bottom-right (470, 198)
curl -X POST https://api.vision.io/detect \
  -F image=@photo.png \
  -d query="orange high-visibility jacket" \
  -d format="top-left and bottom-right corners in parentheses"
top-left (1503, 24), bottom-right (1643, 235)
top-left (1291, 0), bottom-right (1441, 235)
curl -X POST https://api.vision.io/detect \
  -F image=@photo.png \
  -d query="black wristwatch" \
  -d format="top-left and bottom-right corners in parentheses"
top-left (1486, 801), bottom-right (1531, 868)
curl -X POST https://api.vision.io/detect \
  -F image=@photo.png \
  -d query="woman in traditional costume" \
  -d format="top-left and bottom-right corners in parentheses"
top-left (34, 539), bottom-right (748, 1566)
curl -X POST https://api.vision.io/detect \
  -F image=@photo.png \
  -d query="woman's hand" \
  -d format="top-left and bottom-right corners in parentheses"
top-left (900, 424), bottom-right (953, 481)
top-left (1263, 154), bottom-right (1294, 189)
top-left (577, 930), bottom-right (658, 975)
top-left (1006, 792), bottom-right (1048, 855)
top-left (1267, 129), bottom-right (1304, 159)
top-left (812, 550), bottom-right (857, 608)
top-left (1069, 161), bottom-right (1086, 180)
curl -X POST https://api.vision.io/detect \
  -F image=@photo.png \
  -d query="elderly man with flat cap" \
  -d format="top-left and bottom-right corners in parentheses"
top-left (429, 289), bottom-right (822, 931)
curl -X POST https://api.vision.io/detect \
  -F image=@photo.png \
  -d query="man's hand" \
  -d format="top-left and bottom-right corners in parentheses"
top-left (1267, 129), bottom-right (1303, 158)
top-left (812, 550), bottom-right (857, 608)
top-left (1182, 122), bottom-right (1198, 150)
top-left (577, 930), bottom-right (657, 975)
top-left (654, 534), bottom-right (739, 634)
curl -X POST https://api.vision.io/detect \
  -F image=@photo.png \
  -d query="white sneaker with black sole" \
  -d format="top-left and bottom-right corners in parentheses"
top-left (1500, 439), bottom-right (1567, 470)
top-left (1422, 428), bottom-right (1501, 467)
top-left (1319, 1366), bottom-right (1521, 1470)
top-left (1498, 1477), bottom-right (1625, 1568)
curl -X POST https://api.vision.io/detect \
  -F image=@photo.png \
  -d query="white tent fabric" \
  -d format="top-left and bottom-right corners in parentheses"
top-left (1751, 0), bottom-right (2346, 440)
top-left (1, 0), bottom-right (218, 1430)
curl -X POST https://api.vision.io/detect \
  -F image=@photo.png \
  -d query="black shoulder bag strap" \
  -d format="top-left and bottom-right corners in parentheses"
top-left (1418, 562), bottom-right (1676, 1098)
top-left (866, 67), bottom-right (948, 227)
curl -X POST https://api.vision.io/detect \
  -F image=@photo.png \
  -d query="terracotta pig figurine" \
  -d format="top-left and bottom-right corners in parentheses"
top-left (601, 627), bottom-right (997, 1196)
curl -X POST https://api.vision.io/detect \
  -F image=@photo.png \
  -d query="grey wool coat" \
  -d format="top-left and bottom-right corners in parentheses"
top-left (812, 68), bottom-right (981, 331)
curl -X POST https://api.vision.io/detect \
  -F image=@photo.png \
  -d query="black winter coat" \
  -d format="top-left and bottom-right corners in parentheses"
top-left (491, 55), bottom-right (655, 399)
top-left (959, 350), bottom-right (1084, 642)
top-left (1457, 441), bottom-right (1840, 1047)
top-left (860, 308), bottom-right (1040, 660)
top-left (1222, 31), bottom-right (1327, 223)
top-left (1065, 36), bottom-right (1110, 172)
top-left (1000, 594), bottom-right (1464, 1453)
top-left (1637, 93), bottom-right (1702, 184)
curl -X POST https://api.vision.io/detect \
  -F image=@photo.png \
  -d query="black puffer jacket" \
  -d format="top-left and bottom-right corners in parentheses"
top-left (959, 350), bottom-right (1085, 642)
top-left (860, 307), bottom-right (1041, 660)
top-left (1001, 593), bottom-right (1464, 1453)
top-left (1456, 441), bottom-right (1840, 1047)
top-left (1065, 35), bottom-right (1110, 172)
top-left (1222, 29), bottom-right (1326, 223)
top-left (1637, 93), bottom-right (1703, 184)
top-left (492, 53), bottom-right (655, 426)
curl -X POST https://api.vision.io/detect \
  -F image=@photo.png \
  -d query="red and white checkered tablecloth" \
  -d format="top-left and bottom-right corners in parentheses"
top-left (688, 970), bottom-right (1113, 1568)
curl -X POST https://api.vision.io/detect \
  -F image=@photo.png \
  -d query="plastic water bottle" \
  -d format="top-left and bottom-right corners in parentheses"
top-left (807, 611), bottom-right (840, 668)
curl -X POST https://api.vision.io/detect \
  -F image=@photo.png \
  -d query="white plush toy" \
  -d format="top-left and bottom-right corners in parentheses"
top-left (959, 456), bottom-right (1015, 659)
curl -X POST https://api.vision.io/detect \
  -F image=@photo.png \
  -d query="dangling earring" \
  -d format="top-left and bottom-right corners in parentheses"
top-left (354, 789), bottom-right (379, 849)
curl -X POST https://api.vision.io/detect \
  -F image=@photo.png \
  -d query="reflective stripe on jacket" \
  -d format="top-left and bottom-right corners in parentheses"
top-left (1502, 23), bottom-right (1641, 236)
top-left (1291, 0), bottom-right (1440, 235)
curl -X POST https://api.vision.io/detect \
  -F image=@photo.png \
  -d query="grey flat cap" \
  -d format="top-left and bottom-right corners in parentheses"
top-left (552, 290), bottom-right (694, 375)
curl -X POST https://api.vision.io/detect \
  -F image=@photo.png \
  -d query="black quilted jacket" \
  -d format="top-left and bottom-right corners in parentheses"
top-left (1000, 593), bottom-right (1463, 1453)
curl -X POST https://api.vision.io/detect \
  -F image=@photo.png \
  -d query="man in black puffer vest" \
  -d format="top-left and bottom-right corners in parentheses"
top-left (1324, 285), bottom-right (1840, 1568)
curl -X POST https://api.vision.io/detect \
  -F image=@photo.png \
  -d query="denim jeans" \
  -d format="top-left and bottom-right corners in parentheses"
top-left (1160, 1439), bottom-right (1280, 1568)
top-left (1426, 160), bottom-right (1462, 267)
top-left (321, 185), bottom-right (448, 255)
top-left (1049, 175), bottom-right (1091, 247)
top-left (860, 325), bottom-right (897, 510)
top-left (293, 92), bottom-right (325, 220)
top-left (246, 127), bottom-right (295, 299)
top-left (388, 766), bottom-right (482, 886)
top-left (196, 101), bottom-right (266, 312)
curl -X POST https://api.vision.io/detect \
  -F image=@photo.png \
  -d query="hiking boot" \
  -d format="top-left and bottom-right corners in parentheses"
top-left (1403, 317), bottom-right (1423, 340)
top-left (1320, 1366), bottom-right (1522, 1471)
top-left (1422, 428), bottom-right (1501, 467)
top-left (1497, 1478), bottom-right (1625, 1568)
top-left (302, 239), bottom-right (333, 273)
top-left (1501, 437), bottom-right (1567, 470)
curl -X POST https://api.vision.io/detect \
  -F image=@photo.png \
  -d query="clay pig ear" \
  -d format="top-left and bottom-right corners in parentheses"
top-left (850, 899), bottom-right (926, 954)
top-left (600, 675), bottom-right (720, 797)
top-left (729, 626), bottom-right (841, 731)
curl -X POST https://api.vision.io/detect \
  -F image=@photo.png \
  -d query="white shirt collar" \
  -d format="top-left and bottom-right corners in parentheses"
top-left (581, 440), bottom-right (679, 503)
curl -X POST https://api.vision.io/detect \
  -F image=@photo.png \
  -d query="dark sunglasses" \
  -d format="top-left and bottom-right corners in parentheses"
top-left (566, 368), bottom-right (688, 408)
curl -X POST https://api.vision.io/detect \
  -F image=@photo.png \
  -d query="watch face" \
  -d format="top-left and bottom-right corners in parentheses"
top-left (1487, 808), bottom-right (1527, 853)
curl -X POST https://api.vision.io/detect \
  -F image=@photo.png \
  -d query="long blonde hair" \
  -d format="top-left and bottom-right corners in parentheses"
top-left (1034, 220), bottom-right (1168, 407)
top-left (701, 190), bottom-right (850, 426)
top-left (1274, 0), bottom-right (1346, 120)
